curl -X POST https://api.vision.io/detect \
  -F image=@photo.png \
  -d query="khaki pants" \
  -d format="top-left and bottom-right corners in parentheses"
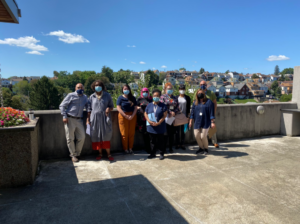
top-left (194, 128), bottom-right (209, 149)
top-left (64, 117), bottom-right (85, 157)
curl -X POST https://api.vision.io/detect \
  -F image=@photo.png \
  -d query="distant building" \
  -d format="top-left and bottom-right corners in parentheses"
top-left (1, 79), bottom-right (10, 87)
top-left (279, 81), bottom-right (293, 95)
top-left (153, 70), bottom-right (160, 75)
top-left (130, 72), bottom-right (140, 80)
top-left (235, 83), bottom-right (250, 99)
top-left (270, 75), bottom-right (279, 81)
top-left (10, 78), bottom-right (23, 85)
top-left (215, 85), bottom-right (226, 97)
top-left (129, 82), bottom-right (138, 91)
top-left (225, 85), bottom-right (239, 99)
top-left (228, 72), bottom-right (240, 80)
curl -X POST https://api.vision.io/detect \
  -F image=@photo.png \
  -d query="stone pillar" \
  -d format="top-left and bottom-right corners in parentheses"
top-left (292, 66), bottom-right (300, 108)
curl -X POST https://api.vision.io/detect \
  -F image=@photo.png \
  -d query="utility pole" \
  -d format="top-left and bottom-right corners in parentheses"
top-left (0, 64), bottom-right (3, 108)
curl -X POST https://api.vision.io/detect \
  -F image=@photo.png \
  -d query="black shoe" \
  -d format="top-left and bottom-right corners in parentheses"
top-left (148, 154), bottom-right (156, 159)
top-left (203, 149), bottom-right (209, 155)
top-left (175, 146), bottom-right (180, 149)
top-left (196, 148), bottom-right (204, 154)
top-left (180, 145), bottom-right (186, 150)
top-left (159, 155), bottom-right (164, 160)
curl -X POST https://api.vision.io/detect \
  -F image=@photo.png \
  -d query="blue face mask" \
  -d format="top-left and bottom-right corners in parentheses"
top-left (123, 90), bottom-right (130, 95)
top-left (167, 90), bottom-right (173, 95)
top-left (95, 86), bottom-right (102, 92)
top-left (200, 85), bottom-right (207, 90)
top-left (153, 97), bottom-right (160, 102)
top-left (76, 89), bottom-right (84, 95)
top-left (143, 92), bottom-right (148, 97)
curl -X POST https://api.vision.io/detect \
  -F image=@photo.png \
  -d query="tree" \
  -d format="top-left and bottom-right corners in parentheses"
top-left (10, 95), bottom-right (23, 110)
top-left (281, 68), bottom-right (294, 75)
top-left (159, 73), bottom-right (166, 85)
top-left (274, 65), bottom-right (280, 76)
top-left (2, 87), bottom-right (12, 107)
top-left (23, 76), bottom-right (28, 82)
top-left (179, 67), bottom-right (186, 71)
top-left (225, 70), bottom-right (230, 74)
top-left (285, 76), bottom-right (291, 81)
top-left (29, 76), bottom-right (60, 110)
top-left (271, 80), bottom-right (279, 92)
top-left (278, 74), bottom-right (285, 81)
top-left (145, 70), bottom-right (159, 87)
top-left (53, 71), bottom-right (59, 77)
top-left (56, 86), bottom-right (72, 102)
top-left (252, 73), bottom-right (259, 79)
top-left (280, 94), bottom-right (292, 102)
top-left (84, 74), bottom-right (112, 96)
top-left (199, 68), bottom-right (205, 74)
top-left (113, 70), bottom-right (134, 84)
top-left (270, 80), bottom-right (281, 98)
top-left (101, 66), bottom-right (114, 82)
top-left (13, 80), bottom-right (32, 96)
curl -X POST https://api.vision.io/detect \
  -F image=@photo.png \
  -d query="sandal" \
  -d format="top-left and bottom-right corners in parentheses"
top-left (108, 155), bottom-right (114, 161)
top-left (129, 149), bottom-right (134, 154)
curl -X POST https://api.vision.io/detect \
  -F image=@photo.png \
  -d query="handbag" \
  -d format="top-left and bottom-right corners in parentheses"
top-left (173, 113), bottom-right (189, 126)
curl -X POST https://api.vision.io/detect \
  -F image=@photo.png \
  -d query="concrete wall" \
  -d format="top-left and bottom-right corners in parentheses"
top-left (292, 66), bottom-right (300, 108)
top-left (27, 102), bottom-right (297, 160)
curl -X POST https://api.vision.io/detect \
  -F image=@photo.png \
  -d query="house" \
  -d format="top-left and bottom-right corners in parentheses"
top-left (129, 82), bottom-right (138, 91)
top-left (0, 0), bottom-right (21, 24)
top-left (130, 72), bottom-right (139, 79)
top-left (217, 74), bottom-right (225, 79)
top-left (238, 74), bottom-right (245, 81)
top-left (257, 83), bottom-right (269, 94)
top-left (191, 71), bottom-right (199, 79)
top-left (210, 77), bottom-right (224, 86)
top-left (235, 83), bottom-right (250, 99)
top-left (246, 83), bottom-right (265, 97)
top-left (28, 76), bottom-right (40, 82)
top-left (215, 85), bottom-right (226, 97)
top-left (225, 85), bottom-right (239, 99)
top-left (244, 74), bottom-right (252, 80)
top-left (207, 85), bottom-right (216, 93)
top-left (228, 72), bottom-right (240, 80)
top-left (163, 76), bottom-right (176, 87)
top-left (1, 79), bottom-right (10, 87)
top-left (10, 78), bottom-right (23, 85)
top-left (176, 78), bottom-right (185, 85)
top-left (270, 75), bottom-right (279, 81)
top-left (279, 81), bottom-right (293, 95)
top-left (200, 74), bottom-right (207, 80)
top-left (153, 70), bottom-right (159, 75)
top-left (285, 74), bottom-right (293, 81)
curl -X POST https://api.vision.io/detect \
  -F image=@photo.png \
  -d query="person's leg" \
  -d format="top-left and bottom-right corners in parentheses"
top-left (148, 133), bottom-right (156, 158)
top-left (180, 125), bottom-right (186, 149)
top-left (157, 134), bottom-right (166, 160)
top-left (200, 128), bottom-right (210, 155)
top-left (118, 113), bottom-right (129, 152)
top-left (128, 114), bottom-right (137, 153)
top-left (64, 118), bottom-right (77, 161)
top-left (194, 129), bottom-right (204, 154)
top-left (175, 126), bottom-right (180, 148)
top-left (143, 133), bottom-right (151, 153)
top-left (97, 148), bottom-right (103, 160)
top-left (166, 124), bottom-right (174, 153)
top-left (212, 133), bottom-right (219, 148)
top-left (74, 119), bottom-right (86, 157)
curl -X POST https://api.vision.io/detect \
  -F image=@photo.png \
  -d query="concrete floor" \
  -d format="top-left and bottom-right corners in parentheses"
top-left (1, 136), bottom-right (300, 224)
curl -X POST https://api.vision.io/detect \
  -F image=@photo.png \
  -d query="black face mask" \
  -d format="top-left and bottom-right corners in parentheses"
top-left (197, 93), bottom-right (204, 99)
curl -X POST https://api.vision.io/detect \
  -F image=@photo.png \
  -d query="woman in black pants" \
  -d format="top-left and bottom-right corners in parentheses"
top-left (160, 82), bottom-right (180, 153)
top-left (176, 85), bottom-right (191, 150)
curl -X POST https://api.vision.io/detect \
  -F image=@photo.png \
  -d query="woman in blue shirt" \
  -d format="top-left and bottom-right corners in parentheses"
top-left (189, 89), bottom-right (216, 155)
top-left (145, 89), bottom-right (168, 160)
top-left (117, 84), bottom-right (137, 154)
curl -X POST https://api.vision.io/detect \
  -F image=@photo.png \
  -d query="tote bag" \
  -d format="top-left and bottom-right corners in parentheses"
top-left (173, 113), bottom-right (189, 126)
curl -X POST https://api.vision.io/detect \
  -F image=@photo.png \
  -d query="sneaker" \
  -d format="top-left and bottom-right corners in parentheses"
top-left (203, 149), bottom-right (209, 155)
top-left (180, 145), bottom-right (186, 150)
top-left (129, 149), bottom-right (134, 154)
top-left (214, 144), bottom-right (219, 148)
top-left (108, 156), bottom-right (114, 161)
top-left (96, 156), bottom-right (102, 160)
top-left (159, 155), bottom-right (164, 160)
top-left (196, 148), bottom-right (204, 154)
top-left (148, 154), bottom-right (156, 159)
top-left (72, 157), bottom-right (79, 162)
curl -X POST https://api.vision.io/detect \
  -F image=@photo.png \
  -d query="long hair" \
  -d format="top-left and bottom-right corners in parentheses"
top-left (122, 84), bottom-right (134, 106)
top-left (91, 80), bottom-right (107, 92)
top-left (195, 89), bottom-right (208, 106)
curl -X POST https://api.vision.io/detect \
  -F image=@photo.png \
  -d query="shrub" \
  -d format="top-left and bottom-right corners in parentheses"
top-left (0, 107), bottom-right (30, 128)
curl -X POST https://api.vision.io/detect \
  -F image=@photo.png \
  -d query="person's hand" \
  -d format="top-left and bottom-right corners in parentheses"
top-left (63, 118), bottom-right (68, 124)
top-left (86, 119), bottom-right (90, 125)
top-left (189, 121), bottom-right (192, 129)
top-left (211, 123), bottom-right (216, 129)
top-left (170, 112), bottom-right (175, 117)
top-left (150, 121), bottom-right (156, 126)
top-left (105, 108), bottom-right (110, 117)
top-left (127, 115), bottom-right (132, 120)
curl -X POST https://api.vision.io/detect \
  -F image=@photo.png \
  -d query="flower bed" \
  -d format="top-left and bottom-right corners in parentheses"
top-left (0, 107), bottom-right (30, 128)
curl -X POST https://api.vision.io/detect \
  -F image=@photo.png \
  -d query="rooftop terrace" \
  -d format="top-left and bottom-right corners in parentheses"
top-left (1, 136), bottom-right (300, 224)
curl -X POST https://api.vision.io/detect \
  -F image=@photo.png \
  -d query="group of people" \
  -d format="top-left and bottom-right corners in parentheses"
top-left (59, 80), bottom-right (219, 162)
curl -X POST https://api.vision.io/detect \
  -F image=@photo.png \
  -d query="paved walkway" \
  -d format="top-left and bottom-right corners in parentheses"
top-left (1, 136), bottom-right (300, 224)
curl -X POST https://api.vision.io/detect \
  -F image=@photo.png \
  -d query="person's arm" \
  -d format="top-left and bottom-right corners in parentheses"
top-left (106, 94), bottom-right (114, 116)
top-left (157, 111), bottom-right (168, 125)
top-left (210, 101), bottom-right (216, 129)
top-left (87, 97), bottom-right (92, 125)
top-left (117, 97), bottom-right (129, 119)
top-left (144, 105), bottom-right (155, 126)
top-left (189, 103), bottom-right (195, 129)
top-left (59, 94), bottom-right (71, 123)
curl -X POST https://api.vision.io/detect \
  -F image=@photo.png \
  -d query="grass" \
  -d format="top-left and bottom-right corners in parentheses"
top-left (234, 99), bottom-right (257, 104)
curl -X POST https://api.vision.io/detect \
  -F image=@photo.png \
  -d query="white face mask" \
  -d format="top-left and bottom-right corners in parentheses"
top-left (179, 90), bottom-right (185, 94)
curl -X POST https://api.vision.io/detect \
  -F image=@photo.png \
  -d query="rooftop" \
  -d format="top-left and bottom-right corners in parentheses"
top-left (1, 136), bottom-right (300, 223)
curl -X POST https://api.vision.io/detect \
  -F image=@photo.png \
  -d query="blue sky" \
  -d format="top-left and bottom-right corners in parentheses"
top-left (0, 0), bottom-right (299, 78)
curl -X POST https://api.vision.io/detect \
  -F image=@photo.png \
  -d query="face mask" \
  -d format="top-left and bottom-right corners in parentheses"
top-left (143, 92), bottom-right (148, 97)
top-left (95, 86), bottom-right (102, 92)
top-left (197, 93), bottom-right (204, 99)
top-left (76, 89), bottom-right (84, 95)
top-left (179, 90), bottom-right (185, 94)
top-left (167, 90), bottom-right (173, 95)
top-left (123, 90), bottom-right (130, 95)
top-left (200, 85), bottom-right (207, 90)
top-left (153, 97), bottom-right (160, 102)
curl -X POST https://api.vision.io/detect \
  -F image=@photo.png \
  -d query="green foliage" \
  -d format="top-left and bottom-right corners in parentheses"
top-left (11, 95), bottom-right (30, 110)
top-left (278, 74), bottom-right (285, 81)
top-left (274, 65), bottom-right (280, 76)
top-left (199, 68), bottom-right (205, 74)
top-left (2, 87), bottom-right (12, 107)
top-left (280, 94), bottom-right (292, 102)
top-left (101, 66), bottom-right (114, 82)
top-left (179, 67), bottom-right (186, 71)
top-left (251, 73), bottom-right (259, 79)
top-left (225, 70), bottom-right (230, 74)
top-left (113, 70), bottom-right (134, 84)
top-left (13, 80), bottom-right (32, 96)
top-left (159, 73), bottom-right (166, 85)
top-left (56, 86), bottom-right (72, 101)
top-left (218, 98), bottom-right (225, 104)
top-left (270, 81), bottom-right (281, 98)
top-left (281, 68), bottom-right (293, 75)
top-left (84, 74), bottom-right (112, 96)
top-left (30, 76), bottom-right (60, 110)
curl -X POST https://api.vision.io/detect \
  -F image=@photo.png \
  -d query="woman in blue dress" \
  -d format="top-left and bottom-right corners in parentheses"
top-left (189, 89), bottom-right (216, 155)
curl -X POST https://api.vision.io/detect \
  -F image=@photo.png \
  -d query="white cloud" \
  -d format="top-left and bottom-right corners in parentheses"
top-left (152, 67), bottom-right (155, 70)
top-left (244, 68), bottom-right (248, 70)
top-left (0, 36), bottom-right (48, 55)
top-left (161, 65), bottom-right (167, 68)
top-left (124, 59), bottom-right (127, 60)
top-left (131, 62), bottom-right (136, 64)
top-left (127, 45), bottom-right (136, 47)
top-left (26, 51), bottom-right (43, 55)
top-left (140, 61), bottom-right (146, 64)
top-left (47, 30), bottom-right (89, 44)
top-left (193, 61), bottom-right (197, 63)
top-left (266, 55), bottom-right (290, 61)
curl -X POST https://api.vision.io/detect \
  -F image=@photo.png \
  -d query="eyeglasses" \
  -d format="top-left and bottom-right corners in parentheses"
top-left (142, 91), bottom-right (148, 93)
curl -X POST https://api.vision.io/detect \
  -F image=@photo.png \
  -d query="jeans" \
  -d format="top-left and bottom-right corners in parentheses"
top-left (165, 124), bottom-right (176, 150)
top-left (143, 133), bottom-right (151, 153)
top-left (176, 125), bottom-right (186, 146)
